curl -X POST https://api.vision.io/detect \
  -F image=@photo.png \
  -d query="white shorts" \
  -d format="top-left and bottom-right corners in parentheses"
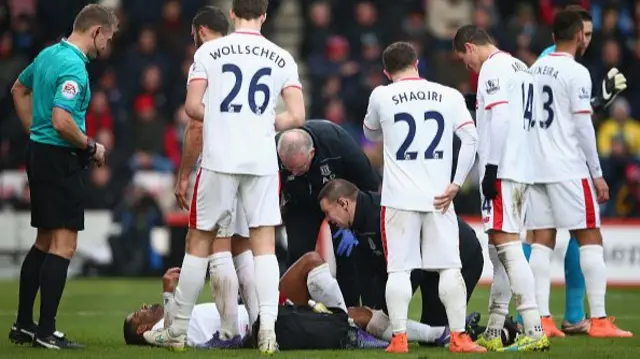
top-left (526, 178), bottom-right (600, 230)
top-left (480, 179), bottom-right (529, 234)
top-left (189, 168), bottom-right (281, 231)
top-left (381, 206), bottom-right (461, 272)
top-left (216, 200), bottom-right (250, 238)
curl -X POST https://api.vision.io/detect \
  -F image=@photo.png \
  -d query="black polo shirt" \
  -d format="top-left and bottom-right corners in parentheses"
top-left (350, 191), bottom-right (483, 268)
top-left (278, 120), bottom-right (381, 212)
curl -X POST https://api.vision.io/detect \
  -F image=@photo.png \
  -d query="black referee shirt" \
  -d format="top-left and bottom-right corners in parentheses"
top-left (278, 120), bottom-right (381, 211)
top-left (350, 191), bottom-right (482, 265)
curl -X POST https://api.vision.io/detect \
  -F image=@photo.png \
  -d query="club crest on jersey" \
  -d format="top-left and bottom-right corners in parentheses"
top-left (320, 164), bottom-right (335, 184)
top-left (485, 78), bottom-right (500, 95)
top-left (578, 87), bottom-right (590, 100)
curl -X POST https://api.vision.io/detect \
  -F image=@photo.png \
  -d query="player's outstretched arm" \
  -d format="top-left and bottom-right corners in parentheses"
top-left (276, 86), bottom-right (305, 130)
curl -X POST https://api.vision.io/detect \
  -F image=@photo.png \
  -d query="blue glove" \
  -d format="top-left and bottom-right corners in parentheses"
top-left (334, 228), bottom-right (359, 257)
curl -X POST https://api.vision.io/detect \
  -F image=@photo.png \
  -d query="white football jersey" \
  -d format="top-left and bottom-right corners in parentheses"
top-left (189, 30), bottom-right (301, 175)
top-left (364, 77), bottom-right (474, 212)
top-left (476, 51), bottom-right (534, 183)
top-left (153, 303), bottom-right (251, 346)
top-left (529, 52), bottom-right (593, 182)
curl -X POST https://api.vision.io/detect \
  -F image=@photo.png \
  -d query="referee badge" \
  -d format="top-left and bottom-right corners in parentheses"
top-left (61, 80), bottom-right (79, 99)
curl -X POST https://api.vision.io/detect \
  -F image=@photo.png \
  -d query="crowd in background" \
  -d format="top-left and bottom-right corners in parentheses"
top-left (1, 0), bottom-right (640, 218)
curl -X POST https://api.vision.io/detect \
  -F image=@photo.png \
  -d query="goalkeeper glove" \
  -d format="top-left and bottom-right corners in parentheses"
top-left (481, 164), bottom-right (499, 200)
top-left (591, 67), bottom-right (627, 113)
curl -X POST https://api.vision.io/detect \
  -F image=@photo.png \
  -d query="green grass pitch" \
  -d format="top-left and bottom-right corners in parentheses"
top-left (0, 279), bottom-right (639, 358)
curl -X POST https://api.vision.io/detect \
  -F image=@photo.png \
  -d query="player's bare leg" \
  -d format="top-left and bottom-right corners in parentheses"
top-left (484, 232), bottom-right (549, 352)
top-left (144, 228), bottom-right (213, 350)
top-left (529, 229), bottom-right (565, 337)
top-left (573, 229), bottom-right (633, 338)
top-left (250, 225), bottom-right (280, 354)
top-left (280, 251), bottom-right (346, 311)
top-left (206, 236), bottom-right (242, 347)
top-left (232, 236), bottom-right (259, 326)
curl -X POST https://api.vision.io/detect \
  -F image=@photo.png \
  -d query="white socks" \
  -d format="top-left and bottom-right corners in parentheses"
top-left (496, 241), bottom-right (543, 339)
top-left (233, 250), bottom-right (259, 326)
top-left (529, 243), bottom-right (553, 316)
top-left (367, 310), bottom-right (445, 343)
top-left (209, 251), bottom-right (239, 338)
top-left (254, 254), bottom-right (280, 332)
top-left (580, 245), bottom-right (607, 318)
top-left (385, 271), bottom-right (412, 334)
top-left (438, 268), bottom-right (467, 332)
top-left (169, 254), bottom-right (208, 337)
top-left (307, 263), bottom-right (347, 313)
top-left (486, 245), bottom-right (511, 339)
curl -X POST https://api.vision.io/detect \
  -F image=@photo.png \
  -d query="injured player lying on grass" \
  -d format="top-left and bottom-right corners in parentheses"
top-left (123, 251), bottom-right (491, 349)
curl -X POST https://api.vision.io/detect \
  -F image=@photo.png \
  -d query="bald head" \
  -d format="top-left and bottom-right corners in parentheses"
top-left (278, 129), bottom-right (315, 176)
top-left (277, 129), bottom-right (314, 159)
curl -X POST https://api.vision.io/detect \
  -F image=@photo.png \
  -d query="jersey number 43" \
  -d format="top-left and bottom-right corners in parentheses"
top-left (220, 63), bottom-right (272, 115)
top-left (394, 111), bottom-right (444, 161)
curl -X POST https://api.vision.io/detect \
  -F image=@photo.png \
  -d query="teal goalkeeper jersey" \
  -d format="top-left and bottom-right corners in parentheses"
top-left (18, 40), bottom-right (90, 148)
top-left (539, 45), bottom-right (556, 58)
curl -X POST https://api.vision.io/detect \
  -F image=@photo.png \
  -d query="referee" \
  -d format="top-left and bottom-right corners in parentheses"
top-left (9, 5), bottom-right (118, 349)
top-left (276, 120), bottom-right (380, 306)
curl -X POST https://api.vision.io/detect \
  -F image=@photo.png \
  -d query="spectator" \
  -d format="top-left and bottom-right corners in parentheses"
top-left (85, 166), bottom-right (119, 209)
top-left (0, 32), bottom-right (27, 100)
top-left (591, 38), bottom-right (625, 93)
top-left (120, 26), bottom-right (169, 102)
top-left (307, 35), bottom-right (360, 110)
top-left (612, 163), bottom-right (640, 217)
top-left (301, 1), bottom-right (334, 59)
top-left (598, 98), bottom-right (640, 157)
top-left (138, 64), bottom-right (168, 115)
top-left (11, 13), bottom-right (37, 57)
top-left (156, 0), bottom-right (188, 57)
top-left (129, 95), bottom-right (174, 173)
top-left (346, 1), bottom-right (383, 58)
top-left (426, 0), bottom-right (472, 49)
top-left (86, 91), bottom-right (114, 138)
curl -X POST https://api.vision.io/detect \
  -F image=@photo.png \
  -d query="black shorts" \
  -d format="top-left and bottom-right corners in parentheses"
top-left (419, 246), bottom-right (484, 326)
top-left (26, 140), bottom-right (86, 231)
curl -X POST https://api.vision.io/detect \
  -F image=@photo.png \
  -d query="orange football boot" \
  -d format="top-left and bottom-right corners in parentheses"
top-left (385, 332), bottom-right (408, 353)
top-left (449, 332), bottom-right (487, 353)
top-left (541, 316), bottom-right (565, 337)
top-left (588, 317), bottom-right (633, 338)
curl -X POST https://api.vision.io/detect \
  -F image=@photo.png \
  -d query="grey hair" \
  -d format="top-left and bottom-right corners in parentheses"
top-left (277, 129), bottom-right (313, 159)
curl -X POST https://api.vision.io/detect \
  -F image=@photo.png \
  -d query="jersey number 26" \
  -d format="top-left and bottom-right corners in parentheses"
top-left (394, 111), bottom-right (444, 161)
top-left (220, 64), bottom-right (272, 115)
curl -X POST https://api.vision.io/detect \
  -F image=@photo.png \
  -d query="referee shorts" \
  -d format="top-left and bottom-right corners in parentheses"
top-left (26, 140), bottom-right (87, 231)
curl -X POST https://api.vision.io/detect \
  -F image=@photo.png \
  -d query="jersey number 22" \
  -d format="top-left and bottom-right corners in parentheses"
top-left (220, 64), bottom-right (272, 115)
top-left (394, 111), bottom-right (444, 160)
